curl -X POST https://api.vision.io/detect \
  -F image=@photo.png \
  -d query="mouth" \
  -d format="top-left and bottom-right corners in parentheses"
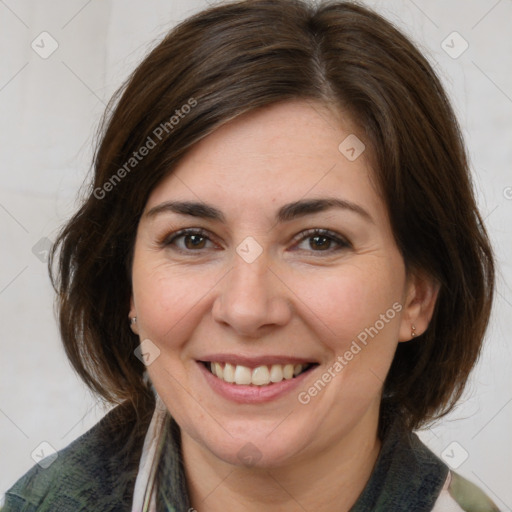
top-left (199, 361), bottom-right (319, 386)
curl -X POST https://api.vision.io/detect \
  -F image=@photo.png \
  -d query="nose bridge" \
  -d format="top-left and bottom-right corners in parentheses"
top-left (212, 245), bottom-right (291, 335)
top-left (232, 249), bottom-right (271, 299)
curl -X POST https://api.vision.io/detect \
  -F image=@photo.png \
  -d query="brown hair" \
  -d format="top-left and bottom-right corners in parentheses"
top-left (49, 0), bottom-right (495, 430)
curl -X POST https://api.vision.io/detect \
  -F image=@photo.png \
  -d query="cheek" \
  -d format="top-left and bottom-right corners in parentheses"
top-left (132, 258), bottom-right (211, 345)
top-left (294, 263), bottom-right (403, 349)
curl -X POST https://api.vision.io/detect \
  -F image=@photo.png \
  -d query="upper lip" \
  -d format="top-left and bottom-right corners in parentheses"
top-left (198, 354), bottom-right (318, 367)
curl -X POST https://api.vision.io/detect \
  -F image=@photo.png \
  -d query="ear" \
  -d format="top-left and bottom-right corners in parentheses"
top-left (398, 270), bottom-right (440, 342)
top-left (128, 295), bottom-right (139, 335)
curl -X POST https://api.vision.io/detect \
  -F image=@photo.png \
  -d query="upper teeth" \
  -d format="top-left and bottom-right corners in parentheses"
top-left (209, 362), bottom-right (308, 386)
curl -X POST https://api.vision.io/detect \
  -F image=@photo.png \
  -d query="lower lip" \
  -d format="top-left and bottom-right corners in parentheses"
top-left (197, 362), bottom-right (316, 404)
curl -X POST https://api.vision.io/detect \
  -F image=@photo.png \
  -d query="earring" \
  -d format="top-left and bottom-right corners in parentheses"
top-left (131, 317), bottom-right (137, 324)
top-left (411, 324), bottom-right (416, 338)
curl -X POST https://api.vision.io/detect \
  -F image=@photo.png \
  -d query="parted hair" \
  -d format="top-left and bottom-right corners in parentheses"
top-left (49, 0), bottom-right (495, 431)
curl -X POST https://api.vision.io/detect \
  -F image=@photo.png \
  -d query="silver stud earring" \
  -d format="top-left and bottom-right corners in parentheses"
top-left (411, 324), bottom-right (416, 338)
top-left (131, 317), bottom-right (137, 325)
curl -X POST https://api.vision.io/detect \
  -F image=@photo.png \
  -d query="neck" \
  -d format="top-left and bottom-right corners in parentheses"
top-left (181, 408), bottom-right (382, 512)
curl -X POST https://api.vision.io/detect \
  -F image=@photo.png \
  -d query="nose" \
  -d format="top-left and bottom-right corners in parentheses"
top-left (211, 250), bottom-right (292, 338)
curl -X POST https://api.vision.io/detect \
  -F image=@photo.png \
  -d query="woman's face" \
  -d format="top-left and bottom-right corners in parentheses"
top-left (130, 99), bottom-right (423, 468)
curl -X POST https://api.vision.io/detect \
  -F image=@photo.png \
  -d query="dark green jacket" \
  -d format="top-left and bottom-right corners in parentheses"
top-left (2, 402), bottom-right (500, 511)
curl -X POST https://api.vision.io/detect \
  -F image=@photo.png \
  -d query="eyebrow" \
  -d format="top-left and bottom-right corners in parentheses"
top-left (145, 197), bottom-right (374, 224)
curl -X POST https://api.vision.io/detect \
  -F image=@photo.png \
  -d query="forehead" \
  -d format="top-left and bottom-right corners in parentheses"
top-left (144, 99), bottom-right (383, 220)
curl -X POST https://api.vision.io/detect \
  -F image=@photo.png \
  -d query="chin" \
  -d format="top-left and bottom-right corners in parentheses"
top-left (187, 418), bottom-right (312, 469)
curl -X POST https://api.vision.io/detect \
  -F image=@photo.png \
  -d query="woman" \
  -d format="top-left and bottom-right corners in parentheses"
top-left (2, 0), bottom-right (499, 510)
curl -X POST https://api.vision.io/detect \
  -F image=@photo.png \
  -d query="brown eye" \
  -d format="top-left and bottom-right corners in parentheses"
top-left (309, 234), bottom-right (332, 251)
top-left (293, 229), bottom-right (351, 254)
top-left (162, 228), bottom-right (215, 252)
top-left (183, 233), bottom-right (207, 249)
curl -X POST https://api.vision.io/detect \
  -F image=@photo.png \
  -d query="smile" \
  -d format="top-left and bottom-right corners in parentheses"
top-left (202, 361), bottom-right (317, 386)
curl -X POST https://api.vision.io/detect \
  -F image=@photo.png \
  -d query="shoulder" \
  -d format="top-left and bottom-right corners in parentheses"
top-left (432, 470), bottom-right (501, 512)
top-left (2, 401), bottom-right (151, 512)
top-left (365, 411), bottom-right (501, 512)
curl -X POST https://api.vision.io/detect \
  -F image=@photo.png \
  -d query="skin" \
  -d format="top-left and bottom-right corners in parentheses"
top-left (129, 99), bottom-right (439, 511)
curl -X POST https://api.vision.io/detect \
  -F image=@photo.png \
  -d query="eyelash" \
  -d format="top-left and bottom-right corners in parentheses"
top-left (160, 227), bottom-right (351, 255)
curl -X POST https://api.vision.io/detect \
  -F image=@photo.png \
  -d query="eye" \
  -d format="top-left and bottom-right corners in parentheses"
top-left (161, 228), bottom-right (217, 252)
top-left (160, 227), bottom-right (351, 255)
top-left (292, 228), bottom-right (351, 253)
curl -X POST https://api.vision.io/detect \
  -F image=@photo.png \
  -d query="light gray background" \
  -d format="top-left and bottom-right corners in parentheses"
top-left (1, 0), bottom-right (511, 507)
